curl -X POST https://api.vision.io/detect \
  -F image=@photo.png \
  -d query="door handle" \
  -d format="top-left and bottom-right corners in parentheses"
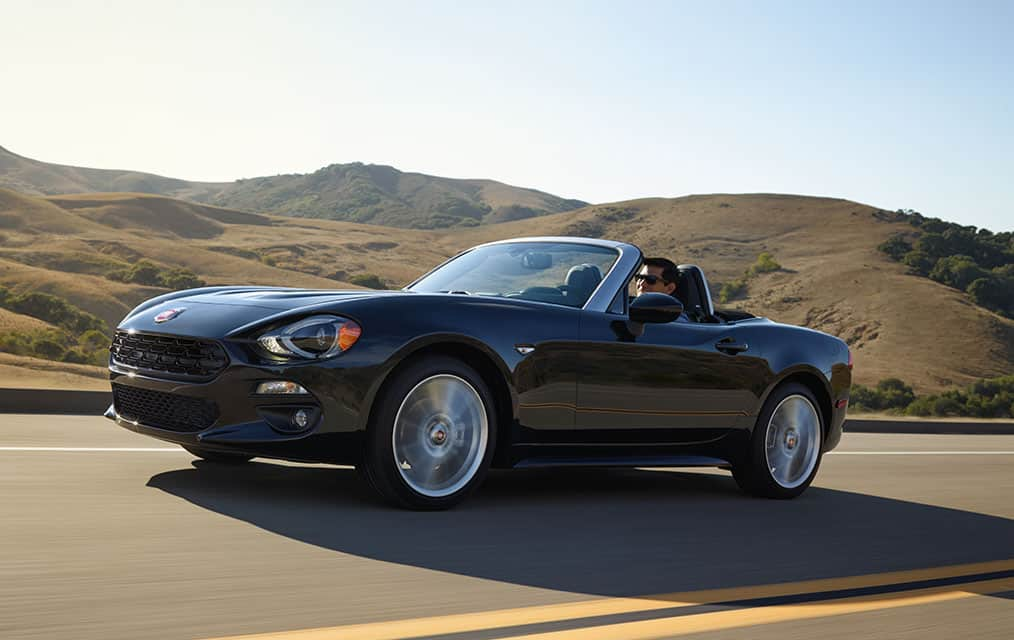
top-left (716, 337), bottom-right (749, 354)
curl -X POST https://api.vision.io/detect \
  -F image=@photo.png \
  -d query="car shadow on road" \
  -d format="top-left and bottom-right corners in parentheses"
top-left (147, 461), bottom-right (1014, 598)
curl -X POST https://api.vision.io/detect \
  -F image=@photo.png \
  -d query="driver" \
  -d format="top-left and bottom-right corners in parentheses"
top-left (635, 257), bottom-right (679, 298)
top-left (635, 257), bottom-right (691, 323)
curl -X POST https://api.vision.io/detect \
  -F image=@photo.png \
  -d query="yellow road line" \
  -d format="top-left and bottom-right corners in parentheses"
top-left (506, 577), bottom-right (1014, 640)
top-left (201, 559), bottom-right (1014, 640)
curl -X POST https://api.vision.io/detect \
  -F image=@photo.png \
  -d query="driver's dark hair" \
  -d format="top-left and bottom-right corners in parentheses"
top-left (643, 257), bottom-right (679, 284)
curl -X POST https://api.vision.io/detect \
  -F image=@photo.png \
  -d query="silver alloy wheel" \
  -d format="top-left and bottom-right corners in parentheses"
top-left (392, 374), bottom-right (489, 498)
top-left (763, 394), bottom-right (821, 489)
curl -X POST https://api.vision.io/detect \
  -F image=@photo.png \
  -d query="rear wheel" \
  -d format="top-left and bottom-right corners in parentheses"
top-left (359, 356), bottom-right (496, 510)
top-left (732, 382), bottom-right (823, 499)
top-left (182, 445), bottom-right (253, 464)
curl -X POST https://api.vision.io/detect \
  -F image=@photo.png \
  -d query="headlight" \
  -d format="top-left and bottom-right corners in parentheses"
top-left (257, 315), bottom-right (362, 360)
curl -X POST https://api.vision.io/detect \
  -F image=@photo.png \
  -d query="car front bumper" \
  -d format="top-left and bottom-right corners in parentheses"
top-left (105, 357), bottom-right (375, 464)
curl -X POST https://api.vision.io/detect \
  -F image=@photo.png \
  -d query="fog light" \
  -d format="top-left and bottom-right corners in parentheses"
top-left (257, 406), bottom-right (319, 434)
top-left (255, 381), bottom-right (308, 395)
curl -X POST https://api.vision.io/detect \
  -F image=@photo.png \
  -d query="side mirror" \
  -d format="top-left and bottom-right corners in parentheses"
top-left (630, 293), bottom-right (683, 323)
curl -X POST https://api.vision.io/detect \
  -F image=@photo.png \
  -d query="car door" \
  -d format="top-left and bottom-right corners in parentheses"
top-left (574, 310), bottom-right (769, 444)
top-left (484, 302), bottom-right (582, 434)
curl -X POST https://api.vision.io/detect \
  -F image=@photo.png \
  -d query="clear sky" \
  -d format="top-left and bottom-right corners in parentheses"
top-left (3, 0), bottom-right (1011, 230)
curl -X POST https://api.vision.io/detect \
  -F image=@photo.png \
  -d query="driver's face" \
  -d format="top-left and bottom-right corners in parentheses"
top-left (636, 265), bottom-right (675, 296)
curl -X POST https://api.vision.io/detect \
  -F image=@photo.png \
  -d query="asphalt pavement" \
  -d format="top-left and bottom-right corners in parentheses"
top-left (1, 414), bottom-right (1011, 640)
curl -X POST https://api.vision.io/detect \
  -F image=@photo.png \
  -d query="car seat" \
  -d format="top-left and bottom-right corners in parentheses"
top-left (675, 265), bottom-right (716, 322)
top-left (564, 264), bottom-right (603, 305)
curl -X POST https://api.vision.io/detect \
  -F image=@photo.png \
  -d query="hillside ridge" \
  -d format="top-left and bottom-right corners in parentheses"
top-left (0, 188), bottom-right (1010, 394)
top-left (0, 146), bottom-right (587, 229)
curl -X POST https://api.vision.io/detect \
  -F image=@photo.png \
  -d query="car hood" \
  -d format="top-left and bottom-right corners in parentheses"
top-left (118, 287), bottom-right (407, 338)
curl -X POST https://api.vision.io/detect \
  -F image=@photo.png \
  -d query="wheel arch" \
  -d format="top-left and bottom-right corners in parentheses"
top-left (360, 335), bottom-right (517, 465)
top-left (757, 366), bottom-right (833, 443)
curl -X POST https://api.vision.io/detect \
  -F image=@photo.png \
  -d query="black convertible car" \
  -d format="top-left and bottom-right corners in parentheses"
top-left (106, 237), bottom-right (852, 509)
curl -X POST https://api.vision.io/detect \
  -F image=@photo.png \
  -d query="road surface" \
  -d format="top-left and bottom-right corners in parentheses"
top-left (2, 414), bottom-right (1011, 639)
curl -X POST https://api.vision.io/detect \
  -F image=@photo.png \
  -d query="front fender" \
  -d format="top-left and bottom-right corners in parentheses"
top-left (355, 332), bottom-right (518, 432)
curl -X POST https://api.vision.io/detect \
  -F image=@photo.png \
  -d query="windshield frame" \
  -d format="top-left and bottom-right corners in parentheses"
top-left (404, 237), bottom-right (643, 312)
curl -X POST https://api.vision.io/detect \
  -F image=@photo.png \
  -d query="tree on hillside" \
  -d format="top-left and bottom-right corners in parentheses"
top-left (878, 236), bottom-right (912, 260)
top-left (968, 273), bottom-right (1014, 317)
top-left (878, 209), bottom-right (1013, 319)
top-left (928, 255), bottom-right (987, 290)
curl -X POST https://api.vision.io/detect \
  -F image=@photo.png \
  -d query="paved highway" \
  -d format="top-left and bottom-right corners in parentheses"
top-left (2, 415), bottom-right (1011, 640)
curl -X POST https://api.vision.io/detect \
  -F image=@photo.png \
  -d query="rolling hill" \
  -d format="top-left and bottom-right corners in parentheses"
top-left (0, 146), bottom-right (586, 228)
top-left (0, 187), bottom-right (1011, 393)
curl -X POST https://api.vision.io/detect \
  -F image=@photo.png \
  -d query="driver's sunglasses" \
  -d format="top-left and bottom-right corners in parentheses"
top-left (635, 274), bottom-right (666, 285)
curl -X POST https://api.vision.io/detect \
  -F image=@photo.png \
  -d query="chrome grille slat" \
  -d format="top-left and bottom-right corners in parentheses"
top-left (110, 331), bottom-right (228, 381)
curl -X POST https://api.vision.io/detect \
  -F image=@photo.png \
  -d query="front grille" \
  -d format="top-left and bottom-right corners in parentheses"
top-left (110, 331), bottom-right (228, 381)
top-left (112, 384), bottom-right (219, 432)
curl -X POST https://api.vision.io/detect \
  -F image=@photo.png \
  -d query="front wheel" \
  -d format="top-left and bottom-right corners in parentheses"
top-left (359, 356), bottom-right (497, 510)
top-left (732, 383), bottom-right (824, 499)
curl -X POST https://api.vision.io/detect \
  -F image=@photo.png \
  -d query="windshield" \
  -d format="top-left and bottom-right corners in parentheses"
top-left (408, 242), bottom-right (619, 308)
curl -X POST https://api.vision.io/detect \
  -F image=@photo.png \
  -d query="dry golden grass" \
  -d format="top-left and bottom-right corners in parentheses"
top-left (0, 308), bottom-right (58, 333)
top-left (0, 254), bottom-right (163, 329)
top-left (0, 188), bottom-right (106, 235)
top-left (46, 193), bottom-right (271, 238)
top-left (0, 352), bottom-right (107, 390)
top-left (0, 145), bottom-right (221, 200)
top-left (470, 180), bottom-right (576, 212)
top-left (0, 188), bottom-right (1009, 393)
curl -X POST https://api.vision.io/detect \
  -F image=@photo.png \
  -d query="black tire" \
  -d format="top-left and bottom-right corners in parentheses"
top-left (182, 445), bottom-right (253, 464)
top-left (732, 382), bottom-right (824, 499)
top-left (359, 356), bottom-right (497, 510)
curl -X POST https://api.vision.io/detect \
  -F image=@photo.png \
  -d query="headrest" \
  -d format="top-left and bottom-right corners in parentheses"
top-left (565, 264), bottom-right (602, 301)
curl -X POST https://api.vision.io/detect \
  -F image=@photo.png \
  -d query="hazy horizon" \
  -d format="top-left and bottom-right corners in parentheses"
top-left (3, 1), bottom-right (1011, 231)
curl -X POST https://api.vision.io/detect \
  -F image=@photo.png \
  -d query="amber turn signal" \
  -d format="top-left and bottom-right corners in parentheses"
top-left (339, 321), bottom-right (362, 351)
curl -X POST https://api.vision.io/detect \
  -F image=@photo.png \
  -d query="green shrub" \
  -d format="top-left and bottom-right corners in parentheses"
top-left (61, 348), bottom-right (91, 364)
top-left (107, 259), bottom-right (205, 290)
top-left (122, 260), bottom-right (165, 286)
top-left (852, 374), bottom-right (1013, 418)
top-left (914, 233), bottom-right (951, 257)
top-left (878, 236), bottom-right (912, 260)
top-left (850, 378), bottom-right (915, 412)
top-left (928, 255), bottom-right (987, 290)
top-left (349, 274), bottom-right (387, 289)
top-left (32, 338), bottom-right (66, 360)
top-left (715, 252), bottom-right (782, 304)
top-left (0, 331), bottom-right (35, 356)
top-left (78, 329), bottom-right (110, 351)
top-left (160, 268), bottom-right (205, 290)
top-left (0, 326), bottom-right (110, 366)
top-left (747, 252), bottom-right (781, 276)
top-left (901, 250), bottom-right (935, 275)
top-left (967, 273), bottom-right (1014, 317)
top-left (2, 291), bottom-right (107, 334)
top-left (718, 279), bottom-right (748, 303)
